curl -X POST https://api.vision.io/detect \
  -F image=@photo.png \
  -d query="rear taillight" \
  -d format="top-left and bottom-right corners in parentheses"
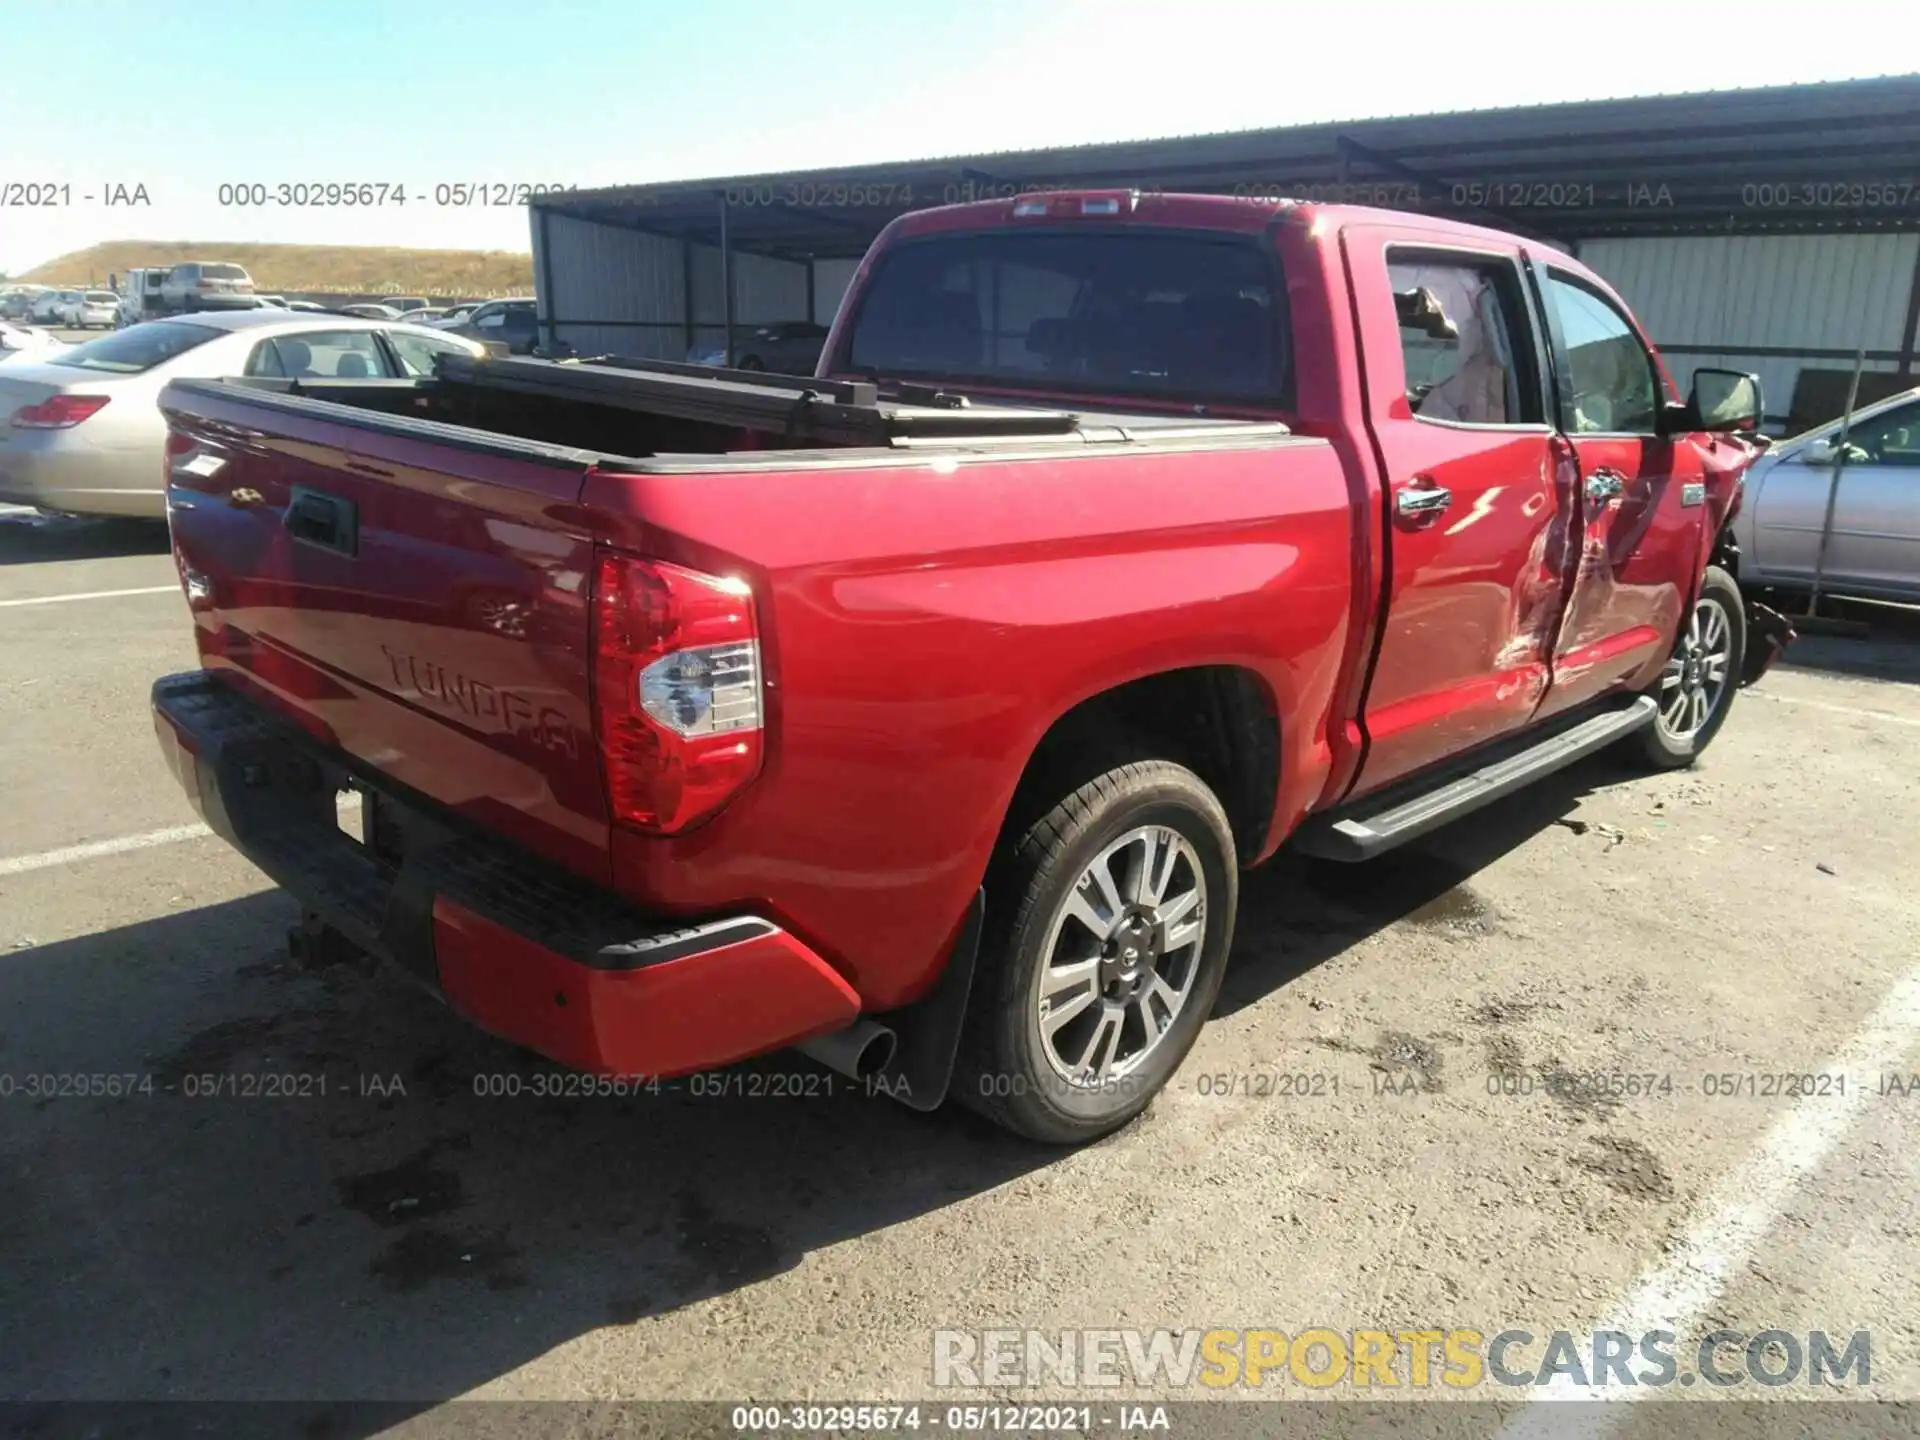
top-left (12, 394), bottom-right (110, 429)
top-left (591, 550), bottom-right (764, 834)
top-left (164, 429), bottom-right (193, 484)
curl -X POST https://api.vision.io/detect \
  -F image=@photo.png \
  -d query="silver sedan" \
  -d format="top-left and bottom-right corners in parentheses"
top-left (0, 310), bottom-right (485, 520)
top-left (1733, 386), bottom-right (1920, 603)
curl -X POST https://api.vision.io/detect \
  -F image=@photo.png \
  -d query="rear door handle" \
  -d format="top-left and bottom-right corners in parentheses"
top-left (1396, 479), bottom-right (1452, 518)
top-left (1586, 468), bottom-right (1626, 503)
top-left (284, 485), bottom-right (358, 557)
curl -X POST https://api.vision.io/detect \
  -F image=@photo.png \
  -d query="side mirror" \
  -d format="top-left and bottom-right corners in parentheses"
top-left (1683, 367), bottom-right (1762, 433)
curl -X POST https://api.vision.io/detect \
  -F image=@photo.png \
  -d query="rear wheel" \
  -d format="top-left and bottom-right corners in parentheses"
top-left (953, 760), bottom-right (1237, 1144)
top-left (1630, 565), bottom-right (1745, 769)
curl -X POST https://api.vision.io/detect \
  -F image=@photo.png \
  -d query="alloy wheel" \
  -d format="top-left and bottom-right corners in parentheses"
top-left (1034, 825), bottom-right (1207, 1086)
top-left (1657, 593), bottom-right (1734, 742)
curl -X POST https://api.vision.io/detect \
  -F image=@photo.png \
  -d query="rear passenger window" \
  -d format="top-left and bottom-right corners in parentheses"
top-left (1388, 256), bottom-right (1535, 426)
top-left (254, 330), bottom-right (391, 379)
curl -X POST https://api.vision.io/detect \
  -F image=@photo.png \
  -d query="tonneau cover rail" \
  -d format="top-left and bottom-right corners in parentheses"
top-left (434, 352), bottom-right (1091, 446)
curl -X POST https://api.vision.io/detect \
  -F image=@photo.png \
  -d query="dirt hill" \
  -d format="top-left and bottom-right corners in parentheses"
top-left (16, 242), bottom-right (534, 298)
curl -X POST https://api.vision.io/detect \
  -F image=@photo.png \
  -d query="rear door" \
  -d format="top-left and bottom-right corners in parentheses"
top-left (1346, 230), bottom-right (1570, 795)
top-left (1529, 265), bottom-right (1707, 721)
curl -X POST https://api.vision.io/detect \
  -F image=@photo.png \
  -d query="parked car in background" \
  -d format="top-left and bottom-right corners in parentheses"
top-left (31, 291), bottom-right (77, 325)
top-left (1732, 385), bottom-right (1920, 603)
top-left (441, 297), bottom-right (538, 353)
top-left (2, 288), bottom-right (51, 321)
top-left (337, 303), bottom-right (401, 320)
top-left (434, 302), bottom-right (480, 326)
top-left (285, 300), bottom-right (328, 313)
top-left (0, 311), bottom-right (484, 520)
top-left (405, 306), bottom-right (450, 324)
top-left (380, 296), bottom-right (430, 313)
top-left (689, 320), bottom-right (831, 374)
top-left (159, 261), bottom-right (257, 314)
top-left (0, 322), bottom-right (65, 363)
top-left (62, 291), bottom-right (121, 329)
top-left (255, 295), bottom-right (290, 308)
top-left (149, 193), bottom-right (1776, 1144)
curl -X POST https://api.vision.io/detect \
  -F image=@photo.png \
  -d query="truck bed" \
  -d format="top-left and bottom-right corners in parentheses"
top-left (177, 352), bottom-right (1296, 472)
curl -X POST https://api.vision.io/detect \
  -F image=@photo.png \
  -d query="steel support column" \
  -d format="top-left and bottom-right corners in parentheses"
top-left (718, 192), bottom-right (735, 367)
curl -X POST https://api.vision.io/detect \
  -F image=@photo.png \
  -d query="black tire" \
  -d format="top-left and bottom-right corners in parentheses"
top-left (1629, 564), bottom-right (1745, 770)
top-left (952, 760), bottom-right (1238, 1145)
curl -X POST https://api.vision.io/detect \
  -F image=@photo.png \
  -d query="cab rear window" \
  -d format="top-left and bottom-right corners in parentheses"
top-left (49, 321), bottom-right (219, 374)
top-left (842, 229), bottom-right (1289, 405)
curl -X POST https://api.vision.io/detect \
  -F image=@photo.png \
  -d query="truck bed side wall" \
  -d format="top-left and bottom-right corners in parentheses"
top-left (580, 438), bottom-right (1355, 1009)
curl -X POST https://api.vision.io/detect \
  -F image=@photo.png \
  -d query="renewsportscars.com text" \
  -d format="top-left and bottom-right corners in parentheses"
top-left (931, 1327), bottom-right (1871, 1390)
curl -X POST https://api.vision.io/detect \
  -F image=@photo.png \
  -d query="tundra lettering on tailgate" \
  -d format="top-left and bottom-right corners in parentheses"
top-left (380, 644), bottom-right (578, 758)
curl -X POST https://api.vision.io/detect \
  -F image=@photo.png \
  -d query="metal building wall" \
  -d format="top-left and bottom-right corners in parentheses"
top-left (1575, 233), bottom-right (1920, 428)
top-left (536, 211), bottom-right (815, 360)
top-left (811, 258), bottom-right (862, 325)
top-left (536, 211), bottom-right (689, 360)
top-left (685, 246), bottom-right (809, 357)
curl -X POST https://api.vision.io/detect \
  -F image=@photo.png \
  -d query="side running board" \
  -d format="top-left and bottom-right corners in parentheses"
top-left (1293, 696), bottom-right (1658, 862)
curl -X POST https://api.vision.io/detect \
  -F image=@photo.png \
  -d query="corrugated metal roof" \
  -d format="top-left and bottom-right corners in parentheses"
top-left (533, 75), bottom-right (1920, 260)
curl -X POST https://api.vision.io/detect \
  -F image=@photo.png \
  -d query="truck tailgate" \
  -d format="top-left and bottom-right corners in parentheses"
top-left (160, 381), bottom-right (612, 882)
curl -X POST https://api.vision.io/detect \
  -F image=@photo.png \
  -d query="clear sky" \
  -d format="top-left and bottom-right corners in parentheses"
top-left (0, 0), bottom-right (1908, 274)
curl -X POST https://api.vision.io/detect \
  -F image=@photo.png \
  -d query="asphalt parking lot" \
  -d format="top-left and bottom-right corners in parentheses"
top-left (3, 505), bottom-right (1920, 1437)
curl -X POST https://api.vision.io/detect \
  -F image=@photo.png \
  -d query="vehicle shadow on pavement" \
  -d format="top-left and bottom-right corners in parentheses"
top-left (1737, 592), bottom-right (1920, 685)
top-left (1768, 622), bottom-right (1920, 686)
top-left (1216, 752), bottom-right (1621, 1016)
top-left (0, 753), bottom-right (1677, 1422)
top-left (0, 511), bottom-right (172, 565)
top-left (0, 888), bottom-right (1053, 1418)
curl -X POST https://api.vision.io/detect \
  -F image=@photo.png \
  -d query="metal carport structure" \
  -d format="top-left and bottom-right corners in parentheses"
top-left (530, 74), bottom-right (1920, 425)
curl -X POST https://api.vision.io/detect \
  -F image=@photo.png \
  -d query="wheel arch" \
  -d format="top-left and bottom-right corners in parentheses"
top-left (995, 664), bottom-right (1281, 869)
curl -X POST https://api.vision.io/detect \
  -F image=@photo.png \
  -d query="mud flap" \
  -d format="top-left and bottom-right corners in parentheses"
top-left (871, 889), bottom-right (984, 1112)
top-left (1741, 600), bottom-right (1796, 687)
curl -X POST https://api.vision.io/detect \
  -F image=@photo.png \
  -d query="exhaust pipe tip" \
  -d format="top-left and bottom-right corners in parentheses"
top-left (797, 1018), bottom-right (896, 1082)
top-left (859, 1026), bottom-right (897, 1078)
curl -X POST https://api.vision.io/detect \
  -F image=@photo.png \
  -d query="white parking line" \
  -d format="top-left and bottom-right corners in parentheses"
top-left (1752, 689), bottom-right (1920, 729)
top-left (1495, 964), bottom-right (1920, 1436)
top-left (0, 585), bottom-right (179, 609)
top-left (0, 823), bottom-right (212, 878)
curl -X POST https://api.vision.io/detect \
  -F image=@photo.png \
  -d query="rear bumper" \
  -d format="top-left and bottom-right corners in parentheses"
top-left (151, 671), bottom-right (860, 1077)
top-left (0, 441), bottom-right (165, 519)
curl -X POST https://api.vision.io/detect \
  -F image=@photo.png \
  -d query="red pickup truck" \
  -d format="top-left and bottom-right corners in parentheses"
top-left (153, 193), bottom-right (1782, 1143)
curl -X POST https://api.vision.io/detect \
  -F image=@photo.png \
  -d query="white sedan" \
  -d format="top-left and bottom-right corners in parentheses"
top-left (0, 322), bottom-right (66, 364)
top-left (0, 310), bottom-right (486, 520)
top-left (30, 291), bottom-right (75, 325)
